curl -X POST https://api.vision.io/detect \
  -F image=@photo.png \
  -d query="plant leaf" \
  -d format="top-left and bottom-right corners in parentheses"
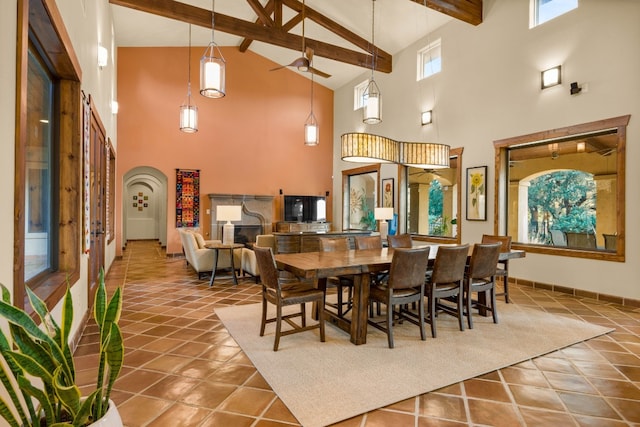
top-left (0, 397), bottom-right (21, 427)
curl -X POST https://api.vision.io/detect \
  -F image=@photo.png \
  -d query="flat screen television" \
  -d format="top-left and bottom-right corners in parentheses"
top-left (283, 195), bottom-right (326, 222)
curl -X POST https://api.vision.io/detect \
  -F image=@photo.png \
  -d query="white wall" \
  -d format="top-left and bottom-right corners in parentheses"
top-left (333, 0), bottom-right (640, 300)
top-left (0, 0), bottom-right (118, 339)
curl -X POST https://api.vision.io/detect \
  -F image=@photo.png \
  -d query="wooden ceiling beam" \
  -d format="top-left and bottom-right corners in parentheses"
top-left (110, 0), bottom-right (392, 72)
top-left (409, 0), bottom-right (482, 26)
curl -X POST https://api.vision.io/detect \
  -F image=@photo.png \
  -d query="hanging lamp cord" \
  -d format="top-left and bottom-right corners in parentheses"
top-left (211, 0), bottom-right (216, 43)
top-left (187, 24), bottom-right (192, 99)
top-left (370, 0), bottom-right (376, 79)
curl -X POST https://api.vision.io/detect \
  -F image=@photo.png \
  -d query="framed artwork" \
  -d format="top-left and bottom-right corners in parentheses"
top-left (342, 165), bottom-right (379, 231)
top-left (466, 166), bottom-right (487, 221)
top-left (382, 178), bottom-right (394, 208)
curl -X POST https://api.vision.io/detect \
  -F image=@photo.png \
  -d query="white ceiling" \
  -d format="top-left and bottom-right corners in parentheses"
top-left (110, 0), bottom-right (452, 89)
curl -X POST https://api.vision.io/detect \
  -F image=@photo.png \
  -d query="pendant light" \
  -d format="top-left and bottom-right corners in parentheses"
top-left (200, 0), bottom-right (226, 98)
top-left (304, 73), bottom-right (319, 146)
top-left (180, 24), bottom-right (198, 133)
top-left (363, 0), bottom-right (381, 124)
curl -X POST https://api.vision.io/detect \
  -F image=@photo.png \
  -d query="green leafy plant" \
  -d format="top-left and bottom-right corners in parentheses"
top-left (0, 269), bottom-right (123, 426)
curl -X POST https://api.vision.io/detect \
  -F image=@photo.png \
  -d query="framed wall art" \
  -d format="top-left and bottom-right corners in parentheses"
top-left (466, 166), bottom-right (487, 221)
top-left (382, 178), bottom-right (394, 208)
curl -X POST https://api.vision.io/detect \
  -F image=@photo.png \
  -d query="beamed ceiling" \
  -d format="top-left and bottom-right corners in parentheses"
top-left (109, 0), bottom-right (482, 89)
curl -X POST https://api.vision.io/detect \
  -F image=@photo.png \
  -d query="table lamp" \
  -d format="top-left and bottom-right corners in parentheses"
top-left (217, 205), bottom-right (242, 245)
top-left (374, 207), bottom-right (394, 241)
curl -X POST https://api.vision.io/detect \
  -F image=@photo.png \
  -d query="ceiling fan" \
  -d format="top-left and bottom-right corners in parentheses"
top-left (269, 0), bottom-right (331, 78)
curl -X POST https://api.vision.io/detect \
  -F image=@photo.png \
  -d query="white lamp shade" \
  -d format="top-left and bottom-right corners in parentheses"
top-left (200, 48), bottom-right (226, 98)
top-left (97, 45), bottom-right (108, 68)
top-left (216, 205), bottom-right (242, 222)
top-left (179, 104), bottom-right (198, 133)
top-left (374, 207), bottom-right (394, 220)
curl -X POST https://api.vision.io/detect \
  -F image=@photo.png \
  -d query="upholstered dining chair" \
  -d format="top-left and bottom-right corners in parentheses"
top-left (387, 233), bottom-right (413, 248)
top-left (368, 247), bottom-right (431, 348)
top-left (254, 246), bottom-right (326, 351)
top-left (354, 235), bottom-right (383, 250)
top-left (318, 237), bottom-right (354, 317)
top-left (464, 242), bottom-right (501, 329)
top-left (481, 234), bottom-right (512, 303)
top-left (424, 244), bottom-right (469, 338)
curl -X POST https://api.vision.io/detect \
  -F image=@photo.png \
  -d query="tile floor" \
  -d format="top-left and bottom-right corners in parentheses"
top-left (74, 240), bottom-right (640, 426)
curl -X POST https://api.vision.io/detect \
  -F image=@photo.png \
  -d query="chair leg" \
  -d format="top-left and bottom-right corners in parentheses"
top-left (274, 304), bottom-right (282, 351)
top-left (466, 289), bottom-right (474, 329)
top-left (491, 287), bottom-right (499, 324)
top-left (386, 303), bottom-right (394, 348)
top-left (301, 303), bottom-right (307, 327)
top-left (456, 289), bottom-right (465, 332)
top-left (503, 275), bottom-right (510, 303)
top-left (318, 299), bottom-right (326, 342)
top-left (429, 295), bottom-right (437, 338)
top-left (418, 297), bottom-right (426, 341)
top-left (260, 296), bottom-right (267, 336)
top-left (337, 285), bottom-right (344, 317)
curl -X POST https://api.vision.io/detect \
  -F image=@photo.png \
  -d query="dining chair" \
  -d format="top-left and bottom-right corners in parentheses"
top-left (354, 235), bottom-right (383, 250)
top-left (387, 233), bottom-right (412, 248)
top-left (368, 247), bottom-right (431, 348)
top-left (254, 246), bottom-right (326, 351)
top-left (424, 244), bottom-right (469, 338)
top-left (481, 234), bottom-right (512, 303)
top-left (318, 237), bottom-right (354, 317)
top-left (464, 242), bottom-right (501, 329)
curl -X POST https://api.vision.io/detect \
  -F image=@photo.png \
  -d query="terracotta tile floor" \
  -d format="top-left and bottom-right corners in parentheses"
top-left (74, 241), bottom-right (640, 426)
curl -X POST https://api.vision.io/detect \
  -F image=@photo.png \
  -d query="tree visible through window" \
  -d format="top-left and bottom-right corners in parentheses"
top-left (527, 170), bottom-right (595, 245)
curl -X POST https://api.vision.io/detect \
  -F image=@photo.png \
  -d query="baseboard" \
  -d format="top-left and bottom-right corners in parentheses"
top-left (512, 277), bottom-right (640, 308)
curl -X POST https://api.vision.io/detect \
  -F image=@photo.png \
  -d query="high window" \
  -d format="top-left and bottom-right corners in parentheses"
top-left (417, 39), bottom-right (441, 81)
top-left (494, 116), bottom-right (628, 262)
top-left (531, 0), bottom-right (578, 27)
top-left (353, 79), bottom-right (369, 110)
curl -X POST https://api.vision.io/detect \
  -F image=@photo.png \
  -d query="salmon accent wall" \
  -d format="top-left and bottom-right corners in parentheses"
top-left (116, 47), bottom-right (334, 255)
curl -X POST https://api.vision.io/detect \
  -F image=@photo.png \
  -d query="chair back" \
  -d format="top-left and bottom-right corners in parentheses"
top-left (481, 234), bottom-right (512, 253)
top-left (431, 244), bottom-right (470, 284)
top-left (388, 247), bottom-right (430, 290)
top-left (253, 246), bottom-right (281, 293)
top-left (387, 233), bottom-right (412, 248)
top-left (355, 235), bottom-right (382, 250)
top-left (318, 237), bottom-right (350, 252)
top-left (468, 243), bottom-right (501, 280)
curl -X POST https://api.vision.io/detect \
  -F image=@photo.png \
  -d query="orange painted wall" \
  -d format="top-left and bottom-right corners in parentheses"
top-left (116, 47), bottom-right (334, 255)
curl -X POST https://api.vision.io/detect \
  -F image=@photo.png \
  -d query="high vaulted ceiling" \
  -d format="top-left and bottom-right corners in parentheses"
top-left (110, 0), bottom-right (481, 89)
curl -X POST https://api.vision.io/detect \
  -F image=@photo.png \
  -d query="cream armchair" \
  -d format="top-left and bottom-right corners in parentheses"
top-left (242, 234), bottom-right (276, 283)
top-left (179, 229), bottom-right (241, 279)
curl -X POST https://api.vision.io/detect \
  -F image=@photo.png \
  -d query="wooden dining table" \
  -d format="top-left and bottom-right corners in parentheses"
top-left (274, 245), bottom-right (525, 345)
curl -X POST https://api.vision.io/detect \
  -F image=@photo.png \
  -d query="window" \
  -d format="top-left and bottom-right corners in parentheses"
top-left (417, 39), bottom-right (441, 81)
top-left (15, 0), bottom-right (82, 311)
top-left (25, 48), bottom-right (56, 281)
top-left (353, 79), bottom-right (369, 110)
top-left (494, 116), bottom-right (628, 261)
top-left (406, 148), bottom-right (462, 243)
top-left (532, 0), bottom-right (578, 27)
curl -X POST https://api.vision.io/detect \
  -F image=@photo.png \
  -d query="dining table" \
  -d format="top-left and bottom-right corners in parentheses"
top-left (274, 244), bottom-right (526, 345)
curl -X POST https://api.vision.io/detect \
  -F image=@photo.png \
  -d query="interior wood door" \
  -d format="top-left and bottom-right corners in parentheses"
top-left (88, 99), bottom-right (106, 306)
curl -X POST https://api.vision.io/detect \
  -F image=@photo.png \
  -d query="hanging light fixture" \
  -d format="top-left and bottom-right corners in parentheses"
top-left (363, 0), bottom-right (381, 124)
top-left (304, 73), bottom-right (319, 146)
top-left (200, 0), bottom-right (226, 98)
top-left (180, 24), bottom-right (198, 133)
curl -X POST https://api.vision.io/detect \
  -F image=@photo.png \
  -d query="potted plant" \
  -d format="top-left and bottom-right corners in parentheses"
top-left (0, 269), bottom-right (124, 426)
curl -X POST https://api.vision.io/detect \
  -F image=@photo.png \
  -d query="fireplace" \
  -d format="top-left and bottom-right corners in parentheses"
top-left (209, 194), bottom-right (274, 242)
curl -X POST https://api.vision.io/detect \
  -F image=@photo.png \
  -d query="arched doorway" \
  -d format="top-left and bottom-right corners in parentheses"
top-left (123, 167), bottom-right (167, 247)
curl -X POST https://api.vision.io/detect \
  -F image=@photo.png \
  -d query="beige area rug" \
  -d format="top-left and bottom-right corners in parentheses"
top-left (216, 301), bottom-right (613, 427)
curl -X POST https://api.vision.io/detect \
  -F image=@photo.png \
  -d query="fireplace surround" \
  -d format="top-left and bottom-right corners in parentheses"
top-left (208, 194), bottom-right (274, 243)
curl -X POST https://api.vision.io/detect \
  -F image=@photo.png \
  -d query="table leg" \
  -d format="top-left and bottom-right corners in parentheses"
top-left (230, 248), bottom-right (238, 285)
top-left (209, 249), bottom-right (219, 287)
top-left (350, 273), bottom-right (370, 345)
